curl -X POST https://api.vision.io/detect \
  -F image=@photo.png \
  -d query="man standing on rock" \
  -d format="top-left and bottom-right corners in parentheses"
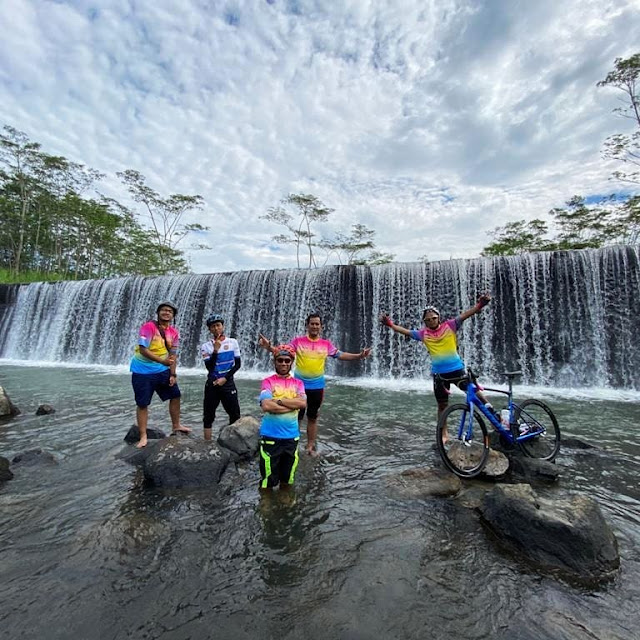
top-left (200, 313), bottom-right (242, 441)
top-left (258, 345), bottom-right (307, 492)
top-left (130, 301), bottom-right (191, 448)
top-left (380, 294), bottom-right (493, 425)
top-left (258, 313), bottom-right (371, 455)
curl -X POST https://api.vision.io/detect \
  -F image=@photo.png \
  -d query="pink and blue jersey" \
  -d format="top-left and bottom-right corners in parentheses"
top-left (130, 321), bottom-right (179, 375)
top-left (290, 335), bottom-right (341, 390)
top-left (410, 317), bottom-right (464, 374)
top-left (259, 374), bottom-right (307, 439)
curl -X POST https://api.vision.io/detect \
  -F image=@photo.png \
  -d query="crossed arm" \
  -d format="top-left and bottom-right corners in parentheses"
top-left (261, 395), bottom-right (307, 414)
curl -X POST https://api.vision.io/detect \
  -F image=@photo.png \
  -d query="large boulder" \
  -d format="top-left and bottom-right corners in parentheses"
top-left (123, 424), bottom-right (167, 444)
top-left (0, 386), bottom-right (20, 418)
top-left (218, 416), bottom-right (260, 459)
top-left (0, 456), bottom-right (13, 481)
top-left (479, 484), bottom-right (619, 586)
top-left (142, 436), bottom-right (232, 488)
top-left (508, 456), bottom-right (560, 484)
top-left (386, 467), bottom-right (461, 498)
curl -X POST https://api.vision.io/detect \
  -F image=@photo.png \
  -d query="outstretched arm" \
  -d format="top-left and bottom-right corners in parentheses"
top-left (380, 314), bottom-right (412, 337)
top-left (459, 293), bottom-right (491, 322)
top-left (258, 333), bottom-right (275, 354)
top-left (337, 347), bottom-right (372, 361)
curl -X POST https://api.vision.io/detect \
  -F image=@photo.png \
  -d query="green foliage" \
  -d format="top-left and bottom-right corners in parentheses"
top-left (597, 53), bottom-right (640, 185)
top-left (0, 125), bottom-right (200, 280)
top-left (261, 193), bottom-right (334, 268)
top-left (481, 219), bottom-right (554, 256)
top-left (321, 223), bottom-right (395, 265)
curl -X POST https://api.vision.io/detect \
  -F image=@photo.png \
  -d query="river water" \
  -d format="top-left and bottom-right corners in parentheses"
top-left (1, 361), bottom-right (639, 640)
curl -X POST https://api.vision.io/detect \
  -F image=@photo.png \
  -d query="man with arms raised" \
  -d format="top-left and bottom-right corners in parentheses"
top-left (130, 301), bottom-right (191, 448)
top-left (380, 295), bottom-right (493, 424)
top-left (259, 345), bottom-right (307, 493)
top-left (259, 314), bottom-right (371, 455)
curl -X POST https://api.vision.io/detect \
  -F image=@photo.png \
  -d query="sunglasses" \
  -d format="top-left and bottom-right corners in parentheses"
top-left (276, 358), bottom-right (292, 364)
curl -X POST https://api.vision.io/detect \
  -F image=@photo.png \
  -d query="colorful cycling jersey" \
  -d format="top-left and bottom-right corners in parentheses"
top-left (409, 317), bottom-right (464, 374)
top-left (259, 374), bottom-right (307, 439)
top-left (130, 321), bottom-right (179, 374)
top-left (290, 335), bottom-right (341, 390)
top-left (200, 336), bottom-right (241, 380)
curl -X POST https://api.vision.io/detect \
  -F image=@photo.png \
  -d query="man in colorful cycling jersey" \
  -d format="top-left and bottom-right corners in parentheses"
top-left (200, 314), bottom-right (242, 441)
top-left (258, 313), bottom-right (371, 455)
top-left (130, 301), bottom-right (191, 448)
top-left (381, 294), bottom-right (492, 420)
top-left (258, 345), bottom-right (307, 492)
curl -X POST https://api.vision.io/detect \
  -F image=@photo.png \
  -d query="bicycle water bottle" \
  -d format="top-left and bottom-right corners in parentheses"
top-left (500, 409), bottom-right (510, 428)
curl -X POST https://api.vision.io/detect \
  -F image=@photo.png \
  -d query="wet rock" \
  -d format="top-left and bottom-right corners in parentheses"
top-left (12, 448), bottom-right (57, 466)
top-left (123, 424), bottom-right (167, 444)
top-left (0, 386), bottom-right (20, 418)
top-left (386, 467), bottom-right (461, 498)
top-left (116, 439), bottom-right (162, 466)
top-left (0, 456), bottom-right (13, 481)
top-left (480, 448), bottom-right (510, 478)
top-left (143, 436), bottom-right (231, 488)
top-left (35, 404), bottom-right (56, 415)
top-left (479, 484), bottom-right (619, 586)
top-left (508, 456), bottom-right (560, 484)
top-left (562, 437), bottom-right (597, 450)
top-left (218, 416), bottom-right (260, 459)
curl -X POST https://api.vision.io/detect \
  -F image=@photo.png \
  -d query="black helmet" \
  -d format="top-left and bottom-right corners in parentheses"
top-left (206, 313), bottom-right (224, 327)
top-left (156, 301), bottom-right (178, 316)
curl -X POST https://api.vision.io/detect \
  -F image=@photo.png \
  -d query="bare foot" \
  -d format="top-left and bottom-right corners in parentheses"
top-left (305, 446), bottom-right (319, 457)
top-left (172, 425), bottom-right (192, 435)
top-left (135, 437), bottom-right (148, 449)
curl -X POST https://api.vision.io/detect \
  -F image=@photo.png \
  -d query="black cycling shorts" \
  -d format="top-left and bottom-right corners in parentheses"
top-left (259, 437), bottom-right (300, 488)
top-left (298, 388), bottom-right (324, 421)
top-left (433, 368), bottom-right (469, 404)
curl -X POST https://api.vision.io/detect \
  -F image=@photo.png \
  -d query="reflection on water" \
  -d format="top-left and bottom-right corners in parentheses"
top-left (1, 363), bottom-right (640, 640)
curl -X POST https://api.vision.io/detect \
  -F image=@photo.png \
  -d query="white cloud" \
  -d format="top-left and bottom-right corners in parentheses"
top-left (0, 0), bottom-right (638, 273)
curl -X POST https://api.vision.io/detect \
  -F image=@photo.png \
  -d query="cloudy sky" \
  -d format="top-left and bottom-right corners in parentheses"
top-left (1, 0), bottom-right (638, 273)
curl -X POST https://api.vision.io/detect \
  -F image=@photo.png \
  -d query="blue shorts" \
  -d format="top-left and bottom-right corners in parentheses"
top-left (132, 370), bottom-right (181, 408)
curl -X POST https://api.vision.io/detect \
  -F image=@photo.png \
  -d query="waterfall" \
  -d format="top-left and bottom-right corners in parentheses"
top-left (1, 245), bottom-right (639, 388)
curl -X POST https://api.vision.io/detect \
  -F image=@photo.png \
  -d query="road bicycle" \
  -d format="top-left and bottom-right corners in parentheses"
top-left (436, 369), bottom-right (561, 478)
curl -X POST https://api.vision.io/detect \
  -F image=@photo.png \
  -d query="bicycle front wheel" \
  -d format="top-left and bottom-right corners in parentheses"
top-left (436, 403), bottom-right (489, 478)
top-left (514, 399), bottom-right (561, 461)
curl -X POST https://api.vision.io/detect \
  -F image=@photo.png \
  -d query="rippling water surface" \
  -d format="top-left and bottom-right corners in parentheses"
top-left (1, 363), bottom-right (639, 640)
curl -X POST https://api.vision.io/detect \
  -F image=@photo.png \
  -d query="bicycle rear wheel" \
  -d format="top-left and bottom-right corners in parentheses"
top-left (514, 399), bottom-right (561, 461)
top-left (436, 403), bottom-right (489, 477)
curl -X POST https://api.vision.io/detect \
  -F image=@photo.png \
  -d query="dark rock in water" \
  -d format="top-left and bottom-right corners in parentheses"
top-left (562, 437), bottom-right (597, 450)
top-left (218, 416), bottom-right (260, 459)
top-left (479, 484), bottom-right (619, 586)
top-left (508, 456), bottom-right (560, 484)
top-left (35, 404), bottom-right (56, 415)
top-left (143, 436), bottom-right (231, 488)
top-left (116, 439), bottom-right (162, 465)
top-left (12, 448), bottom-right (57, 466)
top-left (0, 386), bottom-right (20, 418)
top-left (123, 424), bottom-right (167, 444)
top-left (0, 456), bottom-right (13, 481)
top-left (386, 467), bottom-right (461, 498)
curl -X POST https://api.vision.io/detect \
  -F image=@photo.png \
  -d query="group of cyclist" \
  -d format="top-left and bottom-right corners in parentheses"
top-left (130, 293), bottom-right (492, 491)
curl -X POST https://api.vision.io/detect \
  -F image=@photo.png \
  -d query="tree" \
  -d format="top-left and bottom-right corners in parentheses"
top-left (321, 223), bottom-right (395, 265)
top-left (117, 169), bottom-right (208, 267)
top-left (597, 53), bottom-right (640, 185)
top-left (261, 193), bottom-right (334, 268)
top-left (481, 219), bottom-right (553, 256)
top-left (549, 196), bottom-right (617, 250)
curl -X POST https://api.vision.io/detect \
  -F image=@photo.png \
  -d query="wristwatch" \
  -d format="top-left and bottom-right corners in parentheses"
top-left (277, 399), bottom-right (284, 406)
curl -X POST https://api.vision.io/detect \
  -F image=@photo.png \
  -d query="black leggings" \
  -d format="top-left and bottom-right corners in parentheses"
top-left (203, 379), bottom-right (240, 428)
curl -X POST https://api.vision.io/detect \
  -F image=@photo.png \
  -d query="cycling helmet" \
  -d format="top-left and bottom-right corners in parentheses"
top-left (273, 344), bottom-right (296, 360)
top-left (422, 305), bottom-right (440, 318)
top-left (206, 313), bottom-right (225, 327)
top-left (156, 301), bottom-right (178, 316)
